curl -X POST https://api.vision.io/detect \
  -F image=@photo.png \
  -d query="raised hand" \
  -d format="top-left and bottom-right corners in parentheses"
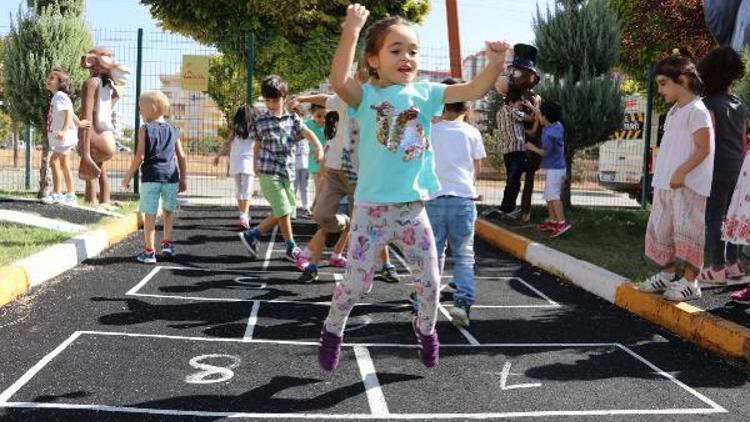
top-left (343, 3), bottom-right (370, 32)
top-left (485, 41), bottom-right (512, 66)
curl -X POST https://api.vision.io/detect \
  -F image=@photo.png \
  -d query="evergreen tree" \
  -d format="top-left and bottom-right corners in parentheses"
top-left (3, 0), bottom-right (92, 197)
top-left (533, 0), bottom-right (624, 206)
top-left (736, 48), bottom-right (750, 109)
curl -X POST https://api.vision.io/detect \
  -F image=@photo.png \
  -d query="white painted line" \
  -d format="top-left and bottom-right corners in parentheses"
top-left (438, 305), bottom-right (480, 346)
top-left (262, 226), bottom-right (278, 271)
top-left (0, 331), bottom-right (83, 404)
top-left (614, 343), bottom-right (727, 413)
top-left (512, 277), bottom-right (561, 307)
top-left (0, 210), bottom-right (85, 233)
top-left (125, 266), bottom-right (163, 295)
top-left (0, 332), bottom-right (725, 418)
top-left (149, 265), bottom-right (337, 276)
top-left (353, 346), bottom-right (390, 416)
top-left (0, 402), bottom-right (726, 419)
top-left (389, 246), bottom-right (410, 274)
top-left (243, 301), bottom-right (261, 341)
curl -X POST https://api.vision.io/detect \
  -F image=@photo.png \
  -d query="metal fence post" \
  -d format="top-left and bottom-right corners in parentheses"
top-left (640, 65), bottom-right (655, 209)
top-left (133, 28), bottom-right (144, 195)
top-left (246, 32), bottom-right (255, 105)
top-left (24, 124), bottom-right (32, 190)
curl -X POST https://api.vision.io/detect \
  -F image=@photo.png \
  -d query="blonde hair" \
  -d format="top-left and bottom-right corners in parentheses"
top-left (139, 91), bottom-right (170, 115)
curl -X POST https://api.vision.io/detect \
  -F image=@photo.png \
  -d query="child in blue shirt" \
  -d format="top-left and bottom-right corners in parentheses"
top-left (318, 3), bottom-right (511, 371)
top-left (524, 99), bottom-right (571, 238)
top-left (122, 91), bottom-right (187, 264)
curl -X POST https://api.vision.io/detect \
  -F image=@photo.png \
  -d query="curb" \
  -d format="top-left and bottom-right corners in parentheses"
top-left (0, 212), bottom-right (140, 308)
top-left (475, 218), bottom-right (750, 361)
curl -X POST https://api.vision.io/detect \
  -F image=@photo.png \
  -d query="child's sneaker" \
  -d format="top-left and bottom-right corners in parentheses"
top-left (448, 304), bottom-right (471, 328)
top-left (136, 250), bottom-right (157, 264)
top-left (663, 278), bottom-right (702, 301)
top-left (298, 265), bottom-right (319, 283)
top-left (318, 327), bottom-right (343, 371)
top-left (729, 286), bottom-right (750, 304)
top-left (329, 254), bottom-right (347, 268)
top-left (239, 215), bottom-right (250, 231)
top-left (549, 221), bottom-right (572, 238)
top-left (285, 246), bottom-right (301, 263)
top-left (161, 241), bottom-right (176, 257)
top-left (638, 271), bottom-right (677, 293)
top-left (61, 193), bottom-right (77, 203)
top-left (725, 261), bottom-right (746, 279)
top-left (375, 264), bottom-right (400, 283)
top-left (412, 318), bottom-right (439, 368)
top-left (697, 267), bottom-right (727, 285)
top-left (41, 193), bottom-right (61, 204)
top-left (238, 230), bottom-right (259, 258)
top-left (295, 253), bottom-right (311, 271)
top-left (537, 220), bottom-right (556, 232)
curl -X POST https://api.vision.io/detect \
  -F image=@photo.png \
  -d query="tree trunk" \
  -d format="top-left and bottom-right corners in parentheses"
top-left (12, 122), bottom-right (18, 168)
top-left (37, 139), bottom-right (52, 199)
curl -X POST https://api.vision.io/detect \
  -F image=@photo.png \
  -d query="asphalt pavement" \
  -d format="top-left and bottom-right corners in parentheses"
top-left (0, 206), bottom-right (748, 421)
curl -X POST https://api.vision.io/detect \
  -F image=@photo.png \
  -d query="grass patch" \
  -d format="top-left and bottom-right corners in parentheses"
top-left (484, 205), bottom-right (653, 281)
top-left (0, 223), bottom-right (72, 266)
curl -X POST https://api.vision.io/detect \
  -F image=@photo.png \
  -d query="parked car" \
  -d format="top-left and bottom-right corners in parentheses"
top-left (115, 141), bottom-right (132, 152)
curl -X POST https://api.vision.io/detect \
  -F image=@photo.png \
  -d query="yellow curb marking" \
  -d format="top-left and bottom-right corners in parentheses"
top-left (475, 219), bottom-right (530, 260)
top-left (0, 266), bottom-right (30, 307)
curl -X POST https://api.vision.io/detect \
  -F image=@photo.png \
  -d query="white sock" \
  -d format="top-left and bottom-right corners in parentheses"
top-left (660, 271), bottom-right (675, 282)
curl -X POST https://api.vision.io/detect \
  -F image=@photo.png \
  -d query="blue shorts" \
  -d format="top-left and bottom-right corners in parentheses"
top-left (139, 182), bottom-right (178, 215)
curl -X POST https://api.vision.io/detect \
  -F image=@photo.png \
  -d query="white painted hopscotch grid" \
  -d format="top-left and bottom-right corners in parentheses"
top-left (126, 266), bottom-right (560, 309)
top-left (0, 331), bottom-right (726, 419)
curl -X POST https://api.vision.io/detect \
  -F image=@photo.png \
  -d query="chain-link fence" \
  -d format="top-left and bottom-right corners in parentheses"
top-left (1, 27), bottom-right (648, 209)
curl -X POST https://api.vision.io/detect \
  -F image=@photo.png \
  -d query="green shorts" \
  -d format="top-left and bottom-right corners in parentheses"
top-left (139, 182), bottom-right (178, 215)
top-left (259, 174), bottom-right (296, 218)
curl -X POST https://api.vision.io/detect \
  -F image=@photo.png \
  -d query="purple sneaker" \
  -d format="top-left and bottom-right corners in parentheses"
top-left (730, 286), bottom-right (750, 304)
top-left (329, 255), bottom-right (347, 268)
top-left (318, 327), bottom-right (343, 371)
top-left (412, 318), bottom-right (439, 368)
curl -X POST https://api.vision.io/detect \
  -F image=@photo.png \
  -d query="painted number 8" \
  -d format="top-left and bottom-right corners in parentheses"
top-left (185, 354), bottom-right (241, 385)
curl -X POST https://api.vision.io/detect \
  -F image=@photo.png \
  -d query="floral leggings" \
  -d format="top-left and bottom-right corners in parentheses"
top-left (323, 201), bottom-right (440, 337)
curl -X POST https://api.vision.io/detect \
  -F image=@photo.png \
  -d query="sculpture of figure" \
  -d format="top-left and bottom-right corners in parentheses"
top-left (78, 46), bottom-right (129, 206)
top-left (704, 0), bottom-right (750, 51)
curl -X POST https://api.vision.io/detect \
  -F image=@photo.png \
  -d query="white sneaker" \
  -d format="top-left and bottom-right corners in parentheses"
top-left (663, 278), bottom-right (702, 302)
top-left (41, 193), bottom-right (61, 204)
top-left (638, 272), bottom-right (676, 293)
top-left (62, 193), bottom-right (77, 203)
top-left (448, 306), bottom-right (470, 328)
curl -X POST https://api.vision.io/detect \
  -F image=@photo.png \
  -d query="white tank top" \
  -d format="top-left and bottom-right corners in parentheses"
top-left (229, 136), bottom-right (255, 175)
top-left (94, 81), bottom-right (115, 132)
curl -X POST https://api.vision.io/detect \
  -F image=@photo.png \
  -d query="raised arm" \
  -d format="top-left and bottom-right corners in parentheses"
top-left (445, 41), bottom-right (512, 104)
top-left (330, 4), bottom-right (369, 107)
top-left (291, 94), bottom-right (331, 108)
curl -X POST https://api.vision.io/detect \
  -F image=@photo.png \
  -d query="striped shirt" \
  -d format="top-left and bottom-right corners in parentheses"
top-left (253, 109), bottom-right (305, 180)
top-left (495, 105), bottom-right (526, 155)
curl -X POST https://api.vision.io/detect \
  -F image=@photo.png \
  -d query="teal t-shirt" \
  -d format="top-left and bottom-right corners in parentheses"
top-left (304, 118), bottom-right (327, 174)
top-left (350, 81), bottom-right (446, 203)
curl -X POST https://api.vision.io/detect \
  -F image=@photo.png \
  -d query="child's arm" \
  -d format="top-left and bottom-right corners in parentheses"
top-left (473, 159), bottom-right (482, 182)
top-left (670, 128), bottom-right (711, 189)
top-left (445, 41), bottom-right (512, 103)
top-left (330, 4), bottom-right (368, 107)
top-left (122, 126), bottom-right (146, 189)
top-left (302, 126), bottom-right (324, 164)
top-left (175, 138), bottom-right (188, 193)
top-left (290, 94), bottom-right (331, 109)
top-left (524, 141), bottom-right (545, 156)
top-left (213, 129), bottom-right (234, 166)
top-left (71, 114), bottom-right (91, 129)
top-left (253, 137), bottom-right (261, 175)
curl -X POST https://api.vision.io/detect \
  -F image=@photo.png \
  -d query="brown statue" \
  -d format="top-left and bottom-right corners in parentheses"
top-left (78, 46), bottom-right (129, 206)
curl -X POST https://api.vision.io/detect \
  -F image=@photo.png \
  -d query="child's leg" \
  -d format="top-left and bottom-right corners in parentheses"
top-left (324, 205), bottom-right (391, 336)
top-left (84, 180), bottom-right (97, 204)
top-left (673, 188), bottom-right (707, 279)
top-left (97, 162), bottom-right (111, 205)
top-left (306, 228), bottom-right (327, 264)
top-left (380, 247), bottom-right (391, 266)
top-left (50, 154), bottom-right (62, 194)
top-left (394, 203), bottom-right (440, 335)
top-left (143, 214), bottom-right (157, 251)
top-left (162, 210), bottom-right (174, 242)
top-left (59, 154), bottom-right (75, 194)
top-left (552, 200), bottom-right (565, 222)
top-left (160, 183), bottom-right (179, 242)
top-left (445, 198), bottom-right (477, 307)
top-left (278, 214), bottom-right (294, 242)
top-left (333, 226), bottom-right (350, 256)
top-left (425, 198), bottom-right (449, 274)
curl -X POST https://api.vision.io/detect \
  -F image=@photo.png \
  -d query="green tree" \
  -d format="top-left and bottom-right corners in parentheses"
top-left (207, 53), bottom-right (248, 125)
top-left (139, 0), bottom-right (431, 93)
top-left (3, 0), bottom-right (93, 196)
top-left (534, 0), bottom-right (624, 206)
top-left (611, 0), bottom-right (715, 90)
top-left (736, 48), bottom-right (750, 108)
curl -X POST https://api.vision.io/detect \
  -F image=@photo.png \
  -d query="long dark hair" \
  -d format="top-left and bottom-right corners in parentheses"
top-left (232, 104), bottom-right (255, 139)
top-left (324, 111), bottom-right (339, 140)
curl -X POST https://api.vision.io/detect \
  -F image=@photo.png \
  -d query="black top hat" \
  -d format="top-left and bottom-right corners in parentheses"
top-left (511, 44), bottom-right (538, 73)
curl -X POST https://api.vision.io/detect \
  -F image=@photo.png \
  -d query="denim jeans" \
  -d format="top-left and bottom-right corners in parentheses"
top-left (500, 151), bottom-right (527, 213)
top-left (426, 196), bottom-right (477, 306)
